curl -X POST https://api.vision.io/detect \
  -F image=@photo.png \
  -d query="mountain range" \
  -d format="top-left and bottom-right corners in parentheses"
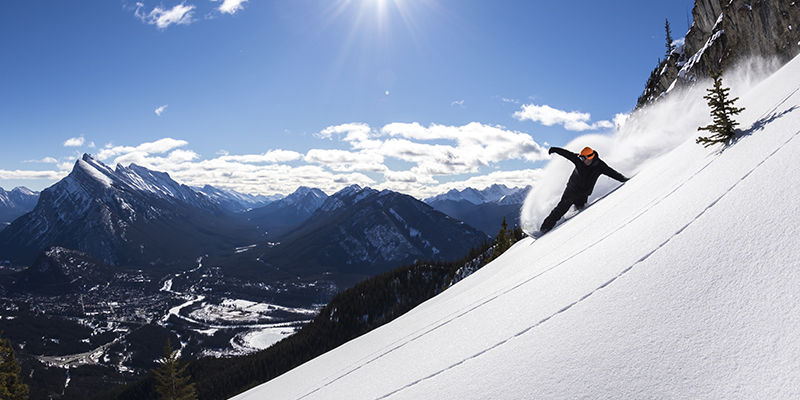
top-left (239, 186), bottom-right (328, 238)
top-left (0, 155), bottom-right (491, 289)
top-left (0, 154), bottom-right (260, 268)
top-left (195, 185), bottom-right (281, 213)
top-left (424, 184), bottom-right (531, 237)
top-left (0, 186), bottom-right (39, 230)
top-left (220, 185), bottom-right (489, 287)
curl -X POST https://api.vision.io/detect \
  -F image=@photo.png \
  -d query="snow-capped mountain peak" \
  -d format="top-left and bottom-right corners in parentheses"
top-left (320, 185), bottom-right (377, 212)
top-left (424, 184), bottom-right (525, 205)
top-left (0, 154), bottom-right (253, 266)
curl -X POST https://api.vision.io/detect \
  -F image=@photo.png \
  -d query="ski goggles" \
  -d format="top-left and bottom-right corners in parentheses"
top-left (579, 153), bottom-right (595, 162)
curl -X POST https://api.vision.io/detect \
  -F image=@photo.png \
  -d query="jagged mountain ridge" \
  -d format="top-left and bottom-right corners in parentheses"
top-left (0, 154), bottom-right (260, 267)
top-left (423, 184), bottom-right (527, 205)
top-left (196, 185), bottom-right (281, 213)
top-left (637, 0), bottom-right (800, 107)
top-left (240, 186), bottom-right (328, 238)
top-left (235, 185), bottom-right (488, 288)
top-left (0, 186), bottom-right (39, 229)
top-left (425, 184), bottom-right (531, 237)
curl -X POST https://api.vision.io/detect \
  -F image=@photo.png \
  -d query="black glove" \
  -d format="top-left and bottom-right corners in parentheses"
top-left (548, 147), bottom-right (555, 155)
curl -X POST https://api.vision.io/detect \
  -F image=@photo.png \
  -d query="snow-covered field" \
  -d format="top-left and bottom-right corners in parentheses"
top-left (231, 54), bottom-right (800, 399)
top-left (164, 296), bottom-right (317, 355)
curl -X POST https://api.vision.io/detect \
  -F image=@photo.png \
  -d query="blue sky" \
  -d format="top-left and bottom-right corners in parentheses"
top-left (0, 0), bottom-right (695, 198)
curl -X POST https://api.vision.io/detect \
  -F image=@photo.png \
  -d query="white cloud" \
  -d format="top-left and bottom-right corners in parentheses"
top-left (155, 105), bottom-right (168, 116)
top-left (218, 150), bottom-right (303, 164)
top-left (380, 122), bottom-right (548, 164)
top-left (135, 2), bottom-right (196, 30)
top-left (215, 0), bottom-right (248, 14)
top-left (451, 100), bottom-right (465, 108)
top-left (97, 138), bottom-right (189, 161)
top-left (304, 149), bottom-right (387, 172)
top-left (168, 149), bottom-right (200, 163)
top-left (23, 157), bottom-right (59, 163)
top-left (313, 122), bottom-right (549, 188)
top-left (513, 104), bottom-right (613, 131)
top-left (315, 122), bottom-right (371, 140)
top-left (64, 136), bottom-right (85, 147)
top-left (0, 169), bottom-right (68, 181)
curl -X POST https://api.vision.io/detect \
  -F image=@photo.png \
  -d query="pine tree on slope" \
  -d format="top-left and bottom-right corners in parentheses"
top-left (665, 18), bottom-right (675, 56)
top-left (0, 333), bottom-right (29, 400)
top-left (697, 68), bottom-right (746, 147)
top-left (488, 217), bottom-right (512, 262)
top-left (153, 339), bottom-right (197, 400)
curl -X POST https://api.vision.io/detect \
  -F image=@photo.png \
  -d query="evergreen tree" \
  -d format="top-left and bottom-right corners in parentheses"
top-left (665, 19), bottom-right (675, 56)
top-left (153, 339), bottom-right (197, 400)
top-left (0, 333), bottom-right (29, 400)
top-left (697, 68), bottom-right (745, 147)
top-left (488, 217), bottom-right (512, 262)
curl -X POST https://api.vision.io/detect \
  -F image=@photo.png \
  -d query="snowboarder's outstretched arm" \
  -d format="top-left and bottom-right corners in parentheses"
top-left (602, 164), bottom-right (629, 183)
top-left (548, 147), bottom-right (582, 168)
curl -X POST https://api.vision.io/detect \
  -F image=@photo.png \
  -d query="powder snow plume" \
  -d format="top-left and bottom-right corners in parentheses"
top-left (520, 57), bottom-right (781, 233)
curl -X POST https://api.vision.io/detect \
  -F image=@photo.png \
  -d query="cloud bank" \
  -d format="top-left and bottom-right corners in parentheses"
top-left (514, 104), bottom-right (613, 131)
top-left (10, 122), bottom-right (552, 198)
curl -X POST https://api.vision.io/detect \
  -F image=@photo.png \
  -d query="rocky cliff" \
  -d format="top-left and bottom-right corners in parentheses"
top-left (637, 0), bottom-right (800, 108)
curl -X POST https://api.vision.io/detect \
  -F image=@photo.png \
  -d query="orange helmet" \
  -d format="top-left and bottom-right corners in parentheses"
top-left (579, 147), bottom-right (595, 161)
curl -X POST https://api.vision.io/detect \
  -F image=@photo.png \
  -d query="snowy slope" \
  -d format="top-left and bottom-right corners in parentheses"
top-left (231, 56), bottom-right (800, 399)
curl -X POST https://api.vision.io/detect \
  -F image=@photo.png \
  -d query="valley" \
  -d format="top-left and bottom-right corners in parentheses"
top-left (0, 257), bottom-right (335, 384)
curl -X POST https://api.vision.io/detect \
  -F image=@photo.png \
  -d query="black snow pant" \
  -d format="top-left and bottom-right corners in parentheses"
top-left (540, 190), bottom-right (588, 232)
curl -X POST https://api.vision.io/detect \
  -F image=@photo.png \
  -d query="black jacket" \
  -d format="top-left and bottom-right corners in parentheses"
top-left (550, 147), bottom-right (628, 199)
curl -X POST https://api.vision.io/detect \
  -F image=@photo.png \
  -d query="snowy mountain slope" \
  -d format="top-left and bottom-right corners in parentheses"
top-left (232, 185), bottom-right (488, 288)
top-left (0, 186), bottom-right (39, 228)
top-left (196, 185), bottom-right (279, 212)
top-left (231, 56), bottom-right (800, 399)
top-left (424, 184), bottom-right (525, 205)
top-left (425, 184), bottom-right (531, 237)
top-left (240, 186), bottom-right (327, 237)
top-left (0, 154), bottom-right (258, 267)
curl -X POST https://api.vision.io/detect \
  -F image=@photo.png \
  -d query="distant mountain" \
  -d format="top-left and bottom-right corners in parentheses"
top-left (425, 184), bottom-right (531, 237)
top-left (0, 186), bottom-right (39, 229)
top-left (0, 154), bottom-right (260, 267)
top-left (196, 185), bottom-right (281, 213)
top-left (2, 246), bottom-right (116, 295)
top-left (424, 183), bottom-right (520, 205)
top-left (231, 185), bottom-right (488, 288)
top-left (240, 186), bottom-right (328, 238)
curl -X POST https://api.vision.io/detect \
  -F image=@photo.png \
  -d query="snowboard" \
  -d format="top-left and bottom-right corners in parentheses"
top-left (528, 182), bottom-right (627, 240)
top-left (529, 206), bottom-right (585, 239)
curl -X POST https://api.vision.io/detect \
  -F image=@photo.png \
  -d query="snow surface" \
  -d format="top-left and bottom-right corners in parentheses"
top-left (230, 55), bottom-right (800, 399)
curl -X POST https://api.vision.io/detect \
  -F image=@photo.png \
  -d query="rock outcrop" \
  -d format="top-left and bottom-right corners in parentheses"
top-left (637, 0), bottom-right (800, 108)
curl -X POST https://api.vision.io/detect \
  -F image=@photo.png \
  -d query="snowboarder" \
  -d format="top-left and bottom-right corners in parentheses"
top-left (538, 146), bottom-right (628, 235)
